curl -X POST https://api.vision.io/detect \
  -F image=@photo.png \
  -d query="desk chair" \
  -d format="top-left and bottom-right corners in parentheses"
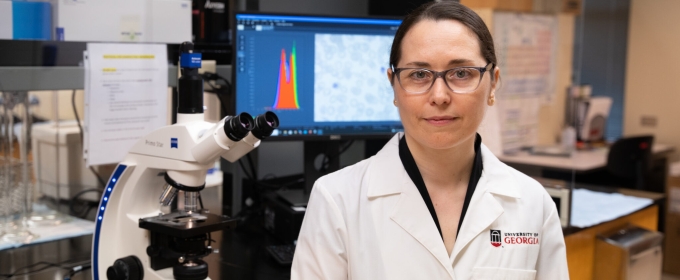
top-left (606, 135), bottom-right (654, 190)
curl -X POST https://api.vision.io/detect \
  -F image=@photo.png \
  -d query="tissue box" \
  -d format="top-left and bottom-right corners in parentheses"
top-left (48, 0), bottom-right (190, 43)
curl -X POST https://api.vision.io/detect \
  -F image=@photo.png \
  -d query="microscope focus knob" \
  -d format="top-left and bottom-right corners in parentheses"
top-left (107, 255), bottom-right (144, 280)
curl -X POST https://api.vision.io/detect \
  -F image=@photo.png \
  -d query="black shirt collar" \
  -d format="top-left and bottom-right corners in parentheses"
top-left (398, 134), bottom-right (484, 239)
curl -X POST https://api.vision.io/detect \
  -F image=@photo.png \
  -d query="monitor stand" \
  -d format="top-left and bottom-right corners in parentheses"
top-left (277, 141), bottom-right (341, 207)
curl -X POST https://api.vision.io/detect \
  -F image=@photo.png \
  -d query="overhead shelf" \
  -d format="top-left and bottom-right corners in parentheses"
top-left (0, 65), bottom-right (232, 91)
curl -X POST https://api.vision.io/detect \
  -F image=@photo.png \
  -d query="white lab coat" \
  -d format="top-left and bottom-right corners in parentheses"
top-left (291, 133), bottom-right (569, 280)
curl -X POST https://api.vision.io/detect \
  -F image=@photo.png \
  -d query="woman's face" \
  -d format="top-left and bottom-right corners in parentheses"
top-left (388, 19), bottom-right (499, 150)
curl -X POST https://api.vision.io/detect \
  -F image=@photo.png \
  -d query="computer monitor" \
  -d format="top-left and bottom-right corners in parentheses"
top-left (232, 12), bottom-right (403, 205)
top-left (231, 12), bottom-right (403, 140)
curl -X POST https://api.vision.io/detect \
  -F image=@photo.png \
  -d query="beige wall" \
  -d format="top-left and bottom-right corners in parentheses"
top-left (625, 0), bottom-right (680, 159)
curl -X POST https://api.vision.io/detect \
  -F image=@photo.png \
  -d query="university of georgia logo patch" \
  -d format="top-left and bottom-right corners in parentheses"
top-left (490, 229), bottom-right (502, 247)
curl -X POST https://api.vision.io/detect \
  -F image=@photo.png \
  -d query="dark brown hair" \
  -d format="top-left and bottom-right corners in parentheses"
top-left (389, 1), bottom-right (497, 74)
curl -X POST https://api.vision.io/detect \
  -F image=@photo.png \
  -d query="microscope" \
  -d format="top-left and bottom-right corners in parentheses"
top-left (92, 42), bottom-right (279, 280)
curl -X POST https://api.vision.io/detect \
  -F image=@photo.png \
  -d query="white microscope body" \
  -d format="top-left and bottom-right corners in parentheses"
top-left (92, 42), bottom-right (279, 280)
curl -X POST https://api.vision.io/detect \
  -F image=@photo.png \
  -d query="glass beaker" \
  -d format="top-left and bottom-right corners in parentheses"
top-left (26, 91), bottom-right (69, 226)
top-left (1, 91), bottom-right (38, 243)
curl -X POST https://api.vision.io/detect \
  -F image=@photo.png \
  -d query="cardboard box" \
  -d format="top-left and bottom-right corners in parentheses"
top-left (664, 163), bottom-right (680, 275)
top-left (48, 0), bottom-right (190, 43)
top-left (460, 0), bottom-right (533, 12)
top-left (32, 121), bottom-right (100, 201)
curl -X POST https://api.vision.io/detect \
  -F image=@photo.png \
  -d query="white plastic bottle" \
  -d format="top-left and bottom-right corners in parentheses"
top-left (561, 126), bottom-right (576, 154)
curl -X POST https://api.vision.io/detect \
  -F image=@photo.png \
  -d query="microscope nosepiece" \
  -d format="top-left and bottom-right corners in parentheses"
top-left (252, 111), bottom-right (280, 140)
top-left (159, 184), bottom-right (178, 207)
top-left (224, 112), bottom-right (254, 141)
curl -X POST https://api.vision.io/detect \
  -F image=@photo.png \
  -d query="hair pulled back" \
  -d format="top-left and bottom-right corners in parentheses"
top-left (389, 1), bottom-right (497, 72)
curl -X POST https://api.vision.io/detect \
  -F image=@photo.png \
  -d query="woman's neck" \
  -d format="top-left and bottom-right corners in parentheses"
top-left (404, 133), bottom-right (477, 190)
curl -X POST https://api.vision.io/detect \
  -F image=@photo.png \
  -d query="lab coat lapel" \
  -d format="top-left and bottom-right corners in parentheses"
top-left (449, 176), bottom-right (504, 263)
top-left (366, 134), bottom-right (453, 275)
top-left (450, 144), bottom-right (521, 264)
top-left (390, 184), bottom-right (452, 274)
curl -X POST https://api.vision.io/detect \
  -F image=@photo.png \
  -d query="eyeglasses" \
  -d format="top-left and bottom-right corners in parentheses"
top-left (392, 62), bottom-right (494, 94)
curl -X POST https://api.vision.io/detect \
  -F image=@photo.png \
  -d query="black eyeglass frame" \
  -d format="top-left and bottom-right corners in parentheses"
top-left (391, 62), bottom-right (495, 94)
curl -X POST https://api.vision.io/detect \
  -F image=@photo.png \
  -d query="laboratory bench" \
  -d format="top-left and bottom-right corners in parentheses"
top-left (498, 143), bottom-right (674, 173)
top-left (0, 217), bottom-right (291, 280)
top-left (0, 235), bottom-right (92, 280)
top-left (561, 184), bottom-right (665, 280)
top-left (0, 184), bottom-right (666, 280)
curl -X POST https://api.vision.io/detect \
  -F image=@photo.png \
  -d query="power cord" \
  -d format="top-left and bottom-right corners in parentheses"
top-left (236, 158), bottom-right (303, 190)
top-left (200, 71), bottom-right (231, 117)
top-left (233, 155), bottom-right (303, 225)
top-left (201, 72), bottom-right (231, 93)
top-left (319, 140), bottom-right (355, 172)
top-left (238, 159), bottom-right (255, 181)
top-left (71, 89), bottom-right (106, 187)
top-left (0, 259), bottom-right (88, 279)
top-left (245, 153), bottom-right (258, 180)
top-left (62, 262), bottom-right (91, 280)
top-left (68, 188), bottom-right (103, 219)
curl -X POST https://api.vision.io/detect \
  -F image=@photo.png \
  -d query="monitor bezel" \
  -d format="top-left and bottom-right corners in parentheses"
top-left (230, 11), bottom-right (403, 142)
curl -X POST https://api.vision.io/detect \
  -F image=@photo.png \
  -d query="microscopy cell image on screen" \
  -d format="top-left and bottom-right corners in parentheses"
top-left (313, 34), bottom-right (398, 122)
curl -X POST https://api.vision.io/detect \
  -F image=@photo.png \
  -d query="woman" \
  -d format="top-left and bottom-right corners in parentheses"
top-left (292, 2), bottom-right (569, 279)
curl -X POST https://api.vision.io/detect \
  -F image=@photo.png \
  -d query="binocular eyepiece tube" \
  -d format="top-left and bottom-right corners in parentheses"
top-left (220, 111), bottom-right (279, 163)
top-left (191, 112), bottom-right (255, 164)
top-left (252, 111), bottom-right (280, 140)
top-left (224, 112), bottom-right (254, 142)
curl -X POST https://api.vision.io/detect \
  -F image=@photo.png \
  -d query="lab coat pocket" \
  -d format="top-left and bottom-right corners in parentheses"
top-left (472, 267), bottom-right (536, 280)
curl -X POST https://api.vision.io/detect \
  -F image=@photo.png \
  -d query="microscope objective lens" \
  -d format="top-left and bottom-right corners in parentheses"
top-left (184, 192), bottom-right (199, 212)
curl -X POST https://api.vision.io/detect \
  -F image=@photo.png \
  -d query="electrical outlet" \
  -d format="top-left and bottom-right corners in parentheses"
top-left (641, 115), bottom-right (657, 127)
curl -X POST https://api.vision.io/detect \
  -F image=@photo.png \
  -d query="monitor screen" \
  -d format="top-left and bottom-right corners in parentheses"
top-left (232, 13), bottom-right (404, 140)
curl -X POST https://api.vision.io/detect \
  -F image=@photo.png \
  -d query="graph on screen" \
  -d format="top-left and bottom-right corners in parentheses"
top-left (273, 43), bottom-right (300, 110)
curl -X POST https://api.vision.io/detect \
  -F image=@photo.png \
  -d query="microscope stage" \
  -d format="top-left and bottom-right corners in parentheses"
top-left (139, 212), bottom-right (238, 238)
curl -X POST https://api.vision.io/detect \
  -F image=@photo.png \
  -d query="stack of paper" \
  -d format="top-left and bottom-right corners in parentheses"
top-left (570, 188), bottom-right (653, 228)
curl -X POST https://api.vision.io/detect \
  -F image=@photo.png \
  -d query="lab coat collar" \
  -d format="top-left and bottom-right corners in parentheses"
top-left (365, 133), bottom-right (407, 198)
top-left (365, 133), bottom-right (523, 273)
top-left (478, 144), bottom-right (522, 199)
top-left (366, 133), bottom-right (521, 199)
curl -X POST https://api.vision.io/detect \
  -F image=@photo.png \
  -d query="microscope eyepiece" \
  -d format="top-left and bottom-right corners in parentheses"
top-left (224, 112), bottom-right (254, 141)
top-left (252, 111), bottom-right (280, 140)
